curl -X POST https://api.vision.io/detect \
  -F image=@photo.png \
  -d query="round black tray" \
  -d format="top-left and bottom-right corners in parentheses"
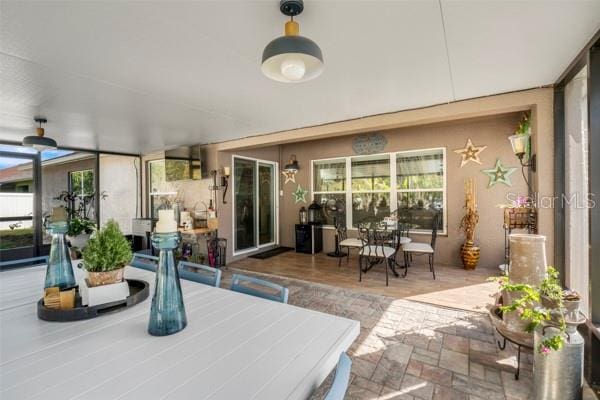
top-left (37, 279), bottom-right (150, 322)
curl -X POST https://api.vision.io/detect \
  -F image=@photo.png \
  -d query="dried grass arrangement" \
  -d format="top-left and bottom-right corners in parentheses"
top-left (459, 178), bottom-right (480, 269)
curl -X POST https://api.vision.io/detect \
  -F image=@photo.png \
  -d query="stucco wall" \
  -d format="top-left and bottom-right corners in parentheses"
top-left (142, 88), bottom-right (554, 269)
top-left (278, 113), bottom-right (527, 269)
top-left (99, 154), bottom-right (140, 234)
top-left (41, 157), bottom-right (96, 217)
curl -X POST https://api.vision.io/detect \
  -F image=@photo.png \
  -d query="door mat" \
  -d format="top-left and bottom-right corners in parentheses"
top-left (248, 247), bottom-right (294, 259)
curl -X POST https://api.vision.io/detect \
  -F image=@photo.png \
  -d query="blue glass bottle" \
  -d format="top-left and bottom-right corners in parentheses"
top-left (44, 221), bottom-right (76, 289)
top-left (148, 231), bottom-right (187, 336)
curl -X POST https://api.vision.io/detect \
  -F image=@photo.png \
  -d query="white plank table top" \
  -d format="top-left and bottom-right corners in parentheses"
top-left (0, 264), bottom-right (359, 400)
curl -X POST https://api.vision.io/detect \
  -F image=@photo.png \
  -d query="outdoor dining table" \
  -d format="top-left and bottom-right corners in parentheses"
top-left (0, 264), bottom-right (359, 400)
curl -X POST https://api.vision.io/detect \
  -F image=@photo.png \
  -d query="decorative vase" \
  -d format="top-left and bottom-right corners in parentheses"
top-left (44, 221), bottom-right (76, 289)
top-left (503, 234), bottom-right (547, 334)
top-left (87, 268), bottom-right (125, 287)
top-left (508, 234), bottom-right (547, 285)
top-left (460, 240), bottom-right (480, 270)
top-left (563, 298), bottom-right (581, 322)
top-left (148, 231), bottom-right (187, 336)
top-left (534, 318), bottom-right (585, 400)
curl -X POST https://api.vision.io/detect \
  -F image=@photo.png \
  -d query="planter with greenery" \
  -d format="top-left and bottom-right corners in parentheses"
top-left (82, 220), bottom-right (132, 287)
top-left (493, 266), bottom-right (581, 355)
top-left (67, 216), bottom-right (96, 249)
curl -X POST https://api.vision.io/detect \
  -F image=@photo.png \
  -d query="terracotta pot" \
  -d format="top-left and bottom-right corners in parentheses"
top-left (541, 295), bottom-right (560, 310)
top-left (87, 268), bottom-right (124, 287)
top-left (461, 240), bottom-right (480, 270)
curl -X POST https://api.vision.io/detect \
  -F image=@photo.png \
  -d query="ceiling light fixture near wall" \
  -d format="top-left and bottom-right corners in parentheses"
top-left (22, 118), bottom-right (57, 151)
top-left (262, 0), bottom-right (324, 83)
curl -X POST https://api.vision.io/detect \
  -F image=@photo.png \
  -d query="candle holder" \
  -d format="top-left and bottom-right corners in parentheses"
top-left (44, 221), bottom-right (76, 289)
top-left (148, 231), bottom-right (187, 336)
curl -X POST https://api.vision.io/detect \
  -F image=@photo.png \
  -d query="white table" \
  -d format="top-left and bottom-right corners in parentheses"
top-left (0, 265), bottom-right (359, 400)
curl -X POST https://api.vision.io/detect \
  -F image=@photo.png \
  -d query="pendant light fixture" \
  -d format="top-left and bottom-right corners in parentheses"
top-left (22, 118), bottom-right (57, 151)
top-left (262, 0), bottom-right (324, 83)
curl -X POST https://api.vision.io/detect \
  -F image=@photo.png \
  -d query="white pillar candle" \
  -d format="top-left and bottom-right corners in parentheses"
top-left (155, 209), bottom-right (178, 233)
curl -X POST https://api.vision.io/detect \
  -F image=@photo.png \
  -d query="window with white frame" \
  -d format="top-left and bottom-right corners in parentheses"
top-left (351, 155), bottom-right (391, 227)
top-left (311, 147), bottom-right (446, 233)
top-left (396, 149), bottom-right (444, 231)
top-left (312, 159), bottom-right (346, 226)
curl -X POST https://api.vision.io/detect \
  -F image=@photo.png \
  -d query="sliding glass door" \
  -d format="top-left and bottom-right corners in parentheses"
top-left (0, 149), bottom-right (40, 261)
top-left (233, 156), bottom-right (277, 254)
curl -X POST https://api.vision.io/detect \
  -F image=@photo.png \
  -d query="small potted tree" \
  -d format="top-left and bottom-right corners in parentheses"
top-left (82, 220), bottom-right (132, 287)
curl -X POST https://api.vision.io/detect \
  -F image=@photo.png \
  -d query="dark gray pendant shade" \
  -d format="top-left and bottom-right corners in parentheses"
top-left (22, 135), bottom-right (57, 150)
top-left (22, 118), bottom-right (57, 151)
top-left (261, 35), bottom-right (324, 83)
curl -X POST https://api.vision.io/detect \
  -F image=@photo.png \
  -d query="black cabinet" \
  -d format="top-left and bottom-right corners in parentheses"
top-left (295, 224), bottom-right (323, 254)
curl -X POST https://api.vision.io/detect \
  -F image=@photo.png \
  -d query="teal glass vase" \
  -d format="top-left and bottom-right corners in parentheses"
top-left (148, 231), bottom-right (187, 336)
top-left (44, 221), bottom-right (76, 289)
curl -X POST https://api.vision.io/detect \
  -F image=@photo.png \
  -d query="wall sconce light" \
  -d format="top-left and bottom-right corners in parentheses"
top-left (209, 167), bottom-right (230, 205)
top-left (221, 166), bottom-right (230, 204)
top-left (508, 133), bottom-right (536, 194)
top-left (283, 154), bottom-right (299, 173)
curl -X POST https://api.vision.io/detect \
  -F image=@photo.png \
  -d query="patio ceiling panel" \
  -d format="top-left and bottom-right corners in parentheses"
top-left (0, 1), bottom-right (599, 153)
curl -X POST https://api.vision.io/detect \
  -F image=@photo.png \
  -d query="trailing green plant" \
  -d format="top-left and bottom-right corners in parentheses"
top-left (82, 220), bottom-right (132, 273)
top-left (515, 112), bottom-right (531, 135)
top-left (540, 266), bottom-right (562, 303)
top-left (67, 216), bottom-right (96, 237)
top-left (490, 266), bottom-right (568, 355)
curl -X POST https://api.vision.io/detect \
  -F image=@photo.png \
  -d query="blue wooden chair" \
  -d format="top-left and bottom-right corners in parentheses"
top-left (177, 261), bottom-right (222, 288)
top-left (0, 256), bottom-right (49, 270)
top-left (230, 273), bottom-right (289, 303)
top-left (324, 352), bottom-right (352, 400)
top-left (130, 252), bottom-right (159, 272)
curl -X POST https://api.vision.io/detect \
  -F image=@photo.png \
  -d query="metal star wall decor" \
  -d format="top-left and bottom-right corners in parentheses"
top-left (282, 169), bottom-right (296, 184)
top-left (454, 138), bottom-right (487, 167)
top-left (482, 159), bottom-right (517, 188)
top-left (292, 184), bottom-right (308, 203)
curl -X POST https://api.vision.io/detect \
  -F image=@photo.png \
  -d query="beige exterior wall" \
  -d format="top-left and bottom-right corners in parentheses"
top-left (142, 88), bottom-right (554, 269)
top-left (278, 113), bottom-right (527, 269)
top-left (41, 157), bottom-right (96, 217)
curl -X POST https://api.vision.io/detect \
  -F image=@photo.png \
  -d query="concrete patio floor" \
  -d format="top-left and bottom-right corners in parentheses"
top-left (219, 267), bottom-right (533, 400)
top-left (230, 252), bottom-right (499, 312)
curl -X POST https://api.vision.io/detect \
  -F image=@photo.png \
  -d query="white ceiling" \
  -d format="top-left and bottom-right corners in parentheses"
top-left (1, 1), bottom-right (599, 154)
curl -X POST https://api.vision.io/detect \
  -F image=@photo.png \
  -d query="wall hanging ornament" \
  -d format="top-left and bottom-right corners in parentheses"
top-left (282, 169), bottom-right (296, 184)
top-left (292, 185), bottom-right (308, 203)
top-left (453, 138), bottom-right (487, 167)
top-left (482, 159), bottom-right (517, 187)
top-left (352, 133), bottom-right (387, 155)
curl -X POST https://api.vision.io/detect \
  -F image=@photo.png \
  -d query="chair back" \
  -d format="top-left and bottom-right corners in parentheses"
top-left (336, 224), bottom-right (348, 242)
top-left (324, 353), bottom-right (352, 400)
top-left (178, 261), bottom-right (222, 287)
top-left (398, 222), bottom-right (410, 238)
top-left (0, 256), bottom-right (49, 270)
top-left (130, 252), bottom-right (159, 272)
top-left (230, 273), bottom-right (289, 303)
top-left (430, 213), bottom-right (440, 249)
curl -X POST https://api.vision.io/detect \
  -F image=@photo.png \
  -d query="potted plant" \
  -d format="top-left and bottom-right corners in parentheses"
top-left (82, 220), bottom-right (132, 287)
top-left (67, 216), bottom-right (96, 249)
top-left (494, 266), bottom-right (578, 354)
top-left (459, 178), bottom-right (480, 269)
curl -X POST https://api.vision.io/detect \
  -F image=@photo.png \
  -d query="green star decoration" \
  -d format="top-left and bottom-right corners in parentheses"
top-left (292, 185), bottom-right (308, 203)
top-left (482, 159), bottom-right (517, 188)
